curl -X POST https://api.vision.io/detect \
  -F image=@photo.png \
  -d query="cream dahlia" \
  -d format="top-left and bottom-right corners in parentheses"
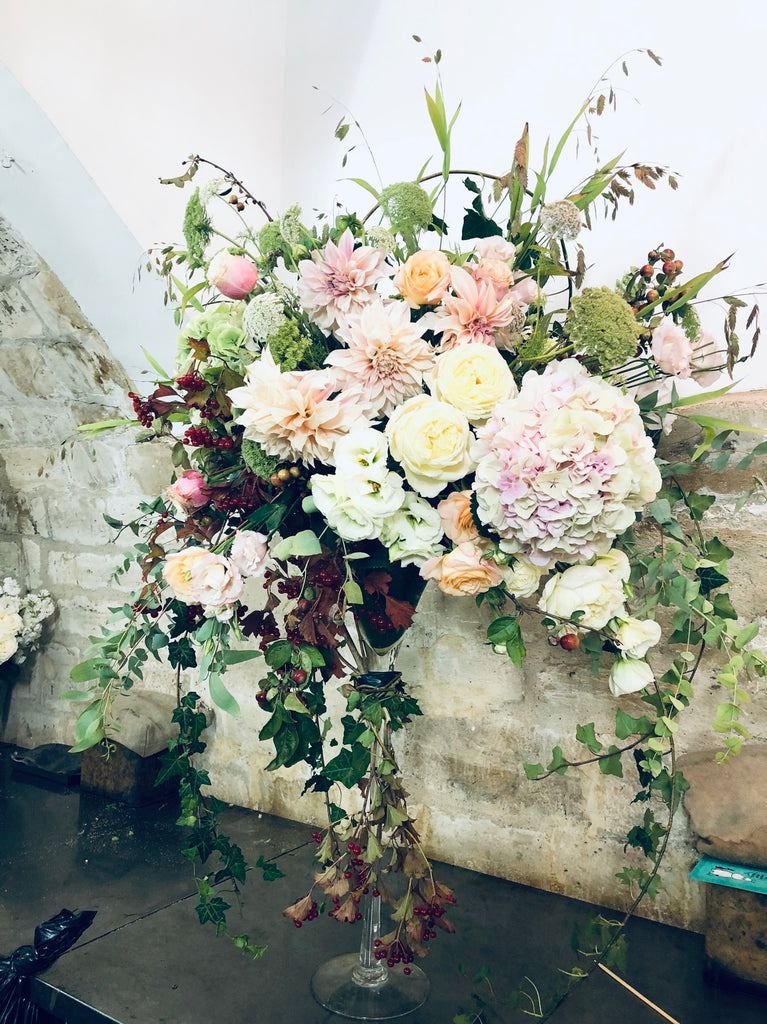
top-left (229, 349), bottom-right (369, 467)
top-left (424, 266), bottom-right (520, 350)
top-left (326, 300), bottom-right (436, 417)
top-left (296, 228), bottom-right (387, 332)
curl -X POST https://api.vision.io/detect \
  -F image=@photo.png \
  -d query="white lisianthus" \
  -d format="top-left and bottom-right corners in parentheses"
top-left (431, 344), bottom-right (517, 426)
top-left (538, 564), bottom-right (626, 630)
top-left (230, 530), bottom-right (269, 578)
top-left (333, 427), bottom-right (390, 480)
top-left (380, 491), bottom-right (444, 567)
top-left (311, 470), bottom-right (406, 542)
top-left (609, 657), bottom-right (655, 696)
top-left (614, 617), bottom-right (662, 659)
top-left (592, 549), bottom-right (631, 584)
top-left (504, 558), bottom-right (546, 599)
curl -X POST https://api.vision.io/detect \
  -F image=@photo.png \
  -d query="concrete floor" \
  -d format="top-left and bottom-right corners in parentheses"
top-left (1, 744), bottom-right (765, 1024)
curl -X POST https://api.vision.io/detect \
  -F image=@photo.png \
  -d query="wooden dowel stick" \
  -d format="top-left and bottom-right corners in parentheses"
top-left (597, 963), bottom-right (681, 1024)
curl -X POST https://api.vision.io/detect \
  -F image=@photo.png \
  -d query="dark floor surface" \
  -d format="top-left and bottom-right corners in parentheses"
top-left (1, 744), bottom-right (765, 1024)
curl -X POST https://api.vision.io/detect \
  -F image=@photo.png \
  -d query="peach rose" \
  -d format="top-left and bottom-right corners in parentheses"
top-left (420, 541), bottom-right (505, 596)
top-left (437, 491), bottom-right (479, 544)
top-left (162, 548), bottom-right (211, 603)
top-left (394, 249), bottom-right (451, 307)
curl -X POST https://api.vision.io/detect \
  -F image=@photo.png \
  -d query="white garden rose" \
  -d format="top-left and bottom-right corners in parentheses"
top-left (431, 344), bottom-right (517, 426)
top-left (538, 564), bottom-right (626, 630)
top-left (609, 657), bottom-right (655, 696)
top-left (504, 558), bottom-right (545, 599)
top-left (0, 635), bottom-right (19, 663)
top-left (386, 394), bottom-right (475, 498)
top-left (614, 617), bottom-right (662, 659)
top-left (380, 491), bottom-right (444, 567)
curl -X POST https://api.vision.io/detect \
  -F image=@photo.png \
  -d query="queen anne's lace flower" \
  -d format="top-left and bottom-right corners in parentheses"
top-left (472, 359), bottom-right (661, 568)
top-left (243, 293), bottom-right (287, 341)
top-left (296, 229), bottom-right (387, 332)
top-left (229, 349), bottom-right (370, 467)
top-left (279, 204), bottom-right (303, 246)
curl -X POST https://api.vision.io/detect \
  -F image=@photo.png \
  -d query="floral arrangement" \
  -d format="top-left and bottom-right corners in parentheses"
top-left (0, 577), bottom-right (55, 666)
top-left (69, 49), bottom-right (765, 994)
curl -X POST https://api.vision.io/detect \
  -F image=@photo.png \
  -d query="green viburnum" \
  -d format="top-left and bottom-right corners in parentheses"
top-left (379, 182), bottom-right (433, 234)
top-left (182, 189), bottom-right (212, 268)
top-left (258, 221), bottom-right (285, 257)
top-left (267, 319), bottom-right (326, 371)
top-left (566, 287), bottom-right (643, 370)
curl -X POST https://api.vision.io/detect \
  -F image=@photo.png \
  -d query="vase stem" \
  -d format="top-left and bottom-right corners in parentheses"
top-left (351, 892), bottom-right (387, 988)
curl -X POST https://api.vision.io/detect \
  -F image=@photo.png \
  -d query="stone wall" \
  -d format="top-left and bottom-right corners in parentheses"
top-left (2, 217), bottom-right (766, 933)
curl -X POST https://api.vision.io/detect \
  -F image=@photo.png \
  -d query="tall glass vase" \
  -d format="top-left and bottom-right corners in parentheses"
top-left (310, 634), bottom-right (430, 1019)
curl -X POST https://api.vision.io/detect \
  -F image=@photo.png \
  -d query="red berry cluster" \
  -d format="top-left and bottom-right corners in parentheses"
top-left (198, 398), bottom-right (220, 420)
top-left (373, 938), bottom-right (416, 969)
top-left (127, 392), bottom-right (155, 428)
top-left (292, 900), bottom-right (319, 928)
top-left (364, 610), bottom-right (393, 634)
top-left (311, 567), bottom-right (342, 590)
top-left (183, 427), bottom-right (234, 450)
top-left (638, 247), bottom-right (684, 304)
top-left (277, 577), bottom-right (304, 600)
top-left (175, 372), bottom-right (207, 392)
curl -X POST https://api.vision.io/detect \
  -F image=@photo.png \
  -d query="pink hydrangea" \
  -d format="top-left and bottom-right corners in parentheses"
top-left (471, 359), bottom-right (661, 569)
top-left (296, 228), bottom-right (387, 332)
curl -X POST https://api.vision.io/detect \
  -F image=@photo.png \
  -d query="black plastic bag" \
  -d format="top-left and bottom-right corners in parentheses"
top-left (0, 909), bottom-right (96, 1024)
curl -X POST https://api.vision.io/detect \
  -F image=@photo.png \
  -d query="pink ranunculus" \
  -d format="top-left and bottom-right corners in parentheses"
top-left (230, 530), bottom-right (269, 578)
top-left (207, 251), bottom-right (259, 300)
top-left (690, 331), bottom-right (725, 387)
top-left (651, 320), bottom-right (693, 378)
top-left (509, 276), bottom-right (538, 306)
top-left (473, 257), bottom-right (514, 300)
top-left (474, 237), bottom-right (517, 262)
top-left (165, 470), bottom-right (210, 516)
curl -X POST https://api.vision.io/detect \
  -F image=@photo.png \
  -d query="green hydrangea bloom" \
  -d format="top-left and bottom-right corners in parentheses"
top-left (176, 303), bottom-right (253, 371)
top-left (566, 287), bottom-right (643, 370)
top-left (379, 182), bottom-right (433, 234)
top-left (182, 189), bottom-right (212, 268)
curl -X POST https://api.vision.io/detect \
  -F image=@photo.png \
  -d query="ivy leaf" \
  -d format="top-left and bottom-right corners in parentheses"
top-left (256, 854), bottom-right (285, 881)
top-left (168, 638), bottom-right (197, 670)
top-left (546, 746), bottom-right (569, 775)
top-left (575, 722), bottom-right (602, 754)
top-left (713, 593), bottom-right (737, 620)
top-left (524, 762), bottom-right (545, 780)
top-left (598, 746), bottom-right (623, 778)
top-left (615, 708), bottom-right (654, 740)
top-left (687, 492), bottom-right (716, 521)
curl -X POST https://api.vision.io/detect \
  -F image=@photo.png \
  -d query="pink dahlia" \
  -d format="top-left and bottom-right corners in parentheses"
top-left (228, 349), bottom-right (369, 467)
top-left (296, 228), bottom-right (387, 332)
top-left (326, 300), bottom-right (436, 417)
top-left (424, 266), bottom-right (520, 350)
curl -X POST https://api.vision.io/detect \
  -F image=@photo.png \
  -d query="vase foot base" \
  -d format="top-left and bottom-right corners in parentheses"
top-left (311, 953), bottom-right (429, 1020)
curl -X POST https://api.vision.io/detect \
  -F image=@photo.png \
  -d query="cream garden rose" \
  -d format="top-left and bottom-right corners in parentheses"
top-left (162, 548), bottom-right (212, 604)
top-left (504, 557), bottom-right (545, 599)
top-left (614, 617), bottom-right (662, 659)
top-left (394, 249), bottom-right (451, 307)
top-left (431, 344), bottom-right (517, 426)
top-left (385, 394), bottom-right (475, 498)
top-left (538, 563), bottom-right (626, 630)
